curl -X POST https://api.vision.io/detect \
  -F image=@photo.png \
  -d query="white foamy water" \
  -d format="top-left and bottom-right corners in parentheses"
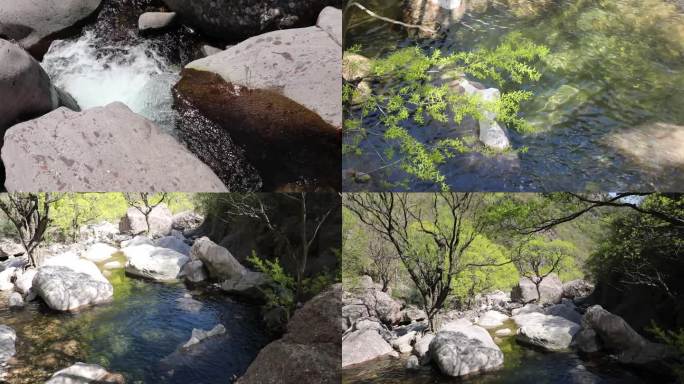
top-left (41, 30), bottom-right (180, 133)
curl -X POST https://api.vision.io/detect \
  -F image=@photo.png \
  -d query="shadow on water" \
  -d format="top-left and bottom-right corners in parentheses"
top-left (343, 0), bottom-right (684, 191)
top-left (0, 254), bottom-right (270, 384)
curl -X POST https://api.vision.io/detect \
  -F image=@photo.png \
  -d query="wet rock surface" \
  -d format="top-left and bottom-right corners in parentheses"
top-left (1, 102), bottom-right (228, 192)
top-left (161, 0), bottom-right (342, 41)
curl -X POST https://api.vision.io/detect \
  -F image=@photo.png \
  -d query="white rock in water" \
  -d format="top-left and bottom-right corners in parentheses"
top-left (477, 310), bottom-right (509, 329)
top-left (138, 12), bottom-right (176, 32)
top-left (495, 328), bottom-right (512, 337)
top-left (45, 362), bottom-right (121, 384)
top-left (431, 0), bottom-right (462, 10)
top-left (183, 324), bottom-right (226, 348)
top-left (124, 244), bottom-right (189, 281)
top-left (33, 266), bottom-right (113, 311)
top-left (8, 291), bottom-right (24, 307)
top-left (455, 80), bottom-right (510, 150)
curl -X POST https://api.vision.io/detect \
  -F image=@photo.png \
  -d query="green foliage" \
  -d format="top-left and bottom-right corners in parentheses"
top-left (344, 33), bottom-right (547, 189)
top-left (451, 234), bottom-right (518, 307)
top-left (247, 251), bottom-right (295, 310)
top-left (51, 193), bottom-right (128, 241)
top-left (648, 322), bottom-right (684, 381)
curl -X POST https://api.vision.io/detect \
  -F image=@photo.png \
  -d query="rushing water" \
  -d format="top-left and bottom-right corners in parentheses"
top-left (42, 30), bottom-right (181, 133)
top-left (342, 321), bottom-right (654, 384)
top-left (0, 254), bottom-right (270, 384)
top-left (343, 0), bottom-right (684, 191)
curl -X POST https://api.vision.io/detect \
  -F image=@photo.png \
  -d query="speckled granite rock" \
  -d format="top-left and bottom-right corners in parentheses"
top-left (1, 102), bottom-right (227, 192)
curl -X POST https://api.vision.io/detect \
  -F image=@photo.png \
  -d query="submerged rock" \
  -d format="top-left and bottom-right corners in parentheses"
top-left (161, 0), bottom-right (341, 40)
top-left (0, 325), bottom-right (16, 378)
top-left (238, 284), bottom-right (341, 384)
top-left (0, 39), bottom-right (59, 132)
top-left (1, 102), bottom-right (228, 192)
top-left (429, 325), bottom-right (504, 377)
top-left (33, 265), bottom-right (113, 311)
top-left (83, 242), bottom-right (117, 262)
top-left (455, 79), bottom-right (510, 150)
top-left (182, 324), bottom-right (226, 348)
top-left (45, 362), bottom-right (124, 384)
top-left (0, 0), bottom-right (102, 56)
top-left (174, 7), bottom-right (341, 190)
top-left (123, 244), bottom-right (189, 281)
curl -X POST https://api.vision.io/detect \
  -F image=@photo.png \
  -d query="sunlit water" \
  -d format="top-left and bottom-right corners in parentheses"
top-left (0, 254), bottom-right (269, 384)
top-left (343, 0), bottom-right (684, 191)
top-left (42, 31), bottom-right (180, 133)
top-left (342, 321), bottom-right (654, 384)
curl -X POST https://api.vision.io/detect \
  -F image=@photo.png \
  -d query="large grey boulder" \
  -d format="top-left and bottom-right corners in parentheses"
top-left (2, 102), bottom-right (227, 192)
top-left (161, 0), bottom-right (340, 40)
top-left (429, 325), bottom-right (504, 377)
top-left (545, 302), bottom-right (582, 324)
top-left (123, 244), bottom-right (189, 281)
top-left (581, 305), bottom-right (674, 365)
top-left (119, 204), bottom-right (173, 237)
top-left (238, 285), bottom-right (341, 384)
top-left (0, 39), bottom-right (58, 132)
top-left (219, 270), bottom-right (270, 300)
top-left (342, 328), bottom-right (397, 367)
top-left (175, 8), bottom-right (341, 190)
top-left (513, 312), bottom-right (580, 351)
top-left (511, 273), bottom-right (563, 305)
top-left (179, 259), bottom-right (207, 283)
top-left (0, 0), bottom-right (101, 55)
top-left (32, 265), bottom-right (113, 311)
top-left (45, 362), bottom-right (124, 384)
top-left (413, 333), bottom-right (435, 364)
top-left (190, 237), bottom-right (248, 280)
top-left (41, 252), bottom-right (108, 283)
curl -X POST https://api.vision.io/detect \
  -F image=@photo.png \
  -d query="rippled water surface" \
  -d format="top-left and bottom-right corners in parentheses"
top-left (0, 255), bottom-right (269, 384)
top-left (343, 0), bottom-right (684, 191)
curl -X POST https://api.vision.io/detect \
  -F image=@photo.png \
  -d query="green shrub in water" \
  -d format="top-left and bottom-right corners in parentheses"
top-left (344, 32), bottom-right (548, 190)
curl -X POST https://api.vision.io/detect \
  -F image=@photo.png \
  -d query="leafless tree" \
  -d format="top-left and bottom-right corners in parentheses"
top-left (220, 193), bottom-right (333, 302)
top-left (344, 192), bottom-right (494, 331)
top-left (123, 193), bottom-right (168, 235)
top-left (512, 238), bottom-right (570, 303)
top-left (365, 233), bottom-right (398, 292)
top-left (0, 193), bottom-right (62, 268)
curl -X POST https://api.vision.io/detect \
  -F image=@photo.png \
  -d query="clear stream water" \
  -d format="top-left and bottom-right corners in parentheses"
top-left (342, 321), bottom-right (656, 384)
top-left (0, 254), bottom-right (270, 384)
top-left (343, 0), bottom-right (684, 191)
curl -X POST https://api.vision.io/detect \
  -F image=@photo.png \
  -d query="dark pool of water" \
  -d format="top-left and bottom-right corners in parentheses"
top-left (343, 0), bottom-right (684, 191)
top-left (0, 260), bottom-right (269, 384)
top-left (342, 330), bottom-right (654, 384)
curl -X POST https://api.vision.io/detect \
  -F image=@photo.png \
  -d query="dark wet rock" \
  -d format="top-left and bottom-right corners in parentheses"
top-left (179, 259), bottom-right (207, 283)
top-left (45, 362), bottom-right (124, 384)
top-left (562, 279), bottom-right (594, 300)
top-left (119, 204), bottom-right (173, 237)
top-left (0, 0), bottom-right (101, 57)
top-left (511, 273), bottom-right (563, 305)
top-left (33, 265), bottom-right (113, 311)
top-left (0, 39), bottom-right (59, 132)
top-left (171, 210), bottom-right (204, 231)
top-left (575, 328), bottom-right (601, 353)
top-left (161, 0), bottom-right (342, 41)
top-left (138, 12), bottom-right (177, 32)
top-left (219, 270), bottom-right (270, 301)
top-left (156, 235), bottom-right (191, 256)
top-left (238, 284), bottom-right (341, 384)
top-left (581, 305), bottom-right (675, 365)
top-left (55, 87), bottom-right (81, 111)
top-left (174, 8), bottom-right (341, 191)
top-left (1, 102), bottom-right (228, 192)
top-left (546, 302), bottom-right (582, 324)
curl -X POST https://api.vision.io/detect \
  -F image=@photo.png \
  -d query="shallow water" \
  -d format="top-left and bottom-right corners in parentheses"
top-left (343, 0), bottom-right (684, 191)
top-left (0, 254), bottom-right (269, 384)
top-left (342, 322), bottom-right (652, 384)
